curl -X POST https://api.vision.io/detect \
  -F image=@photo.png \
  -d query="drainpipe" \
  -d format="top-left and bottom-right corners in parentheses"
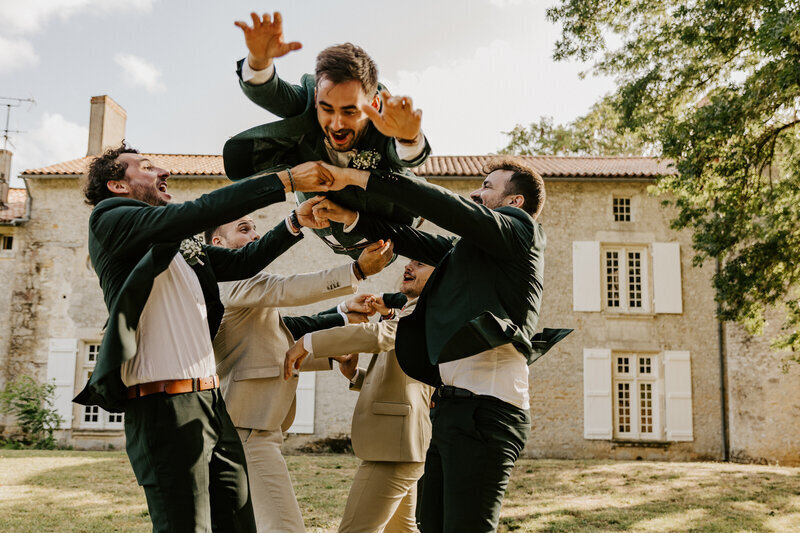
top-left (716, 257), bottom-right (730, 461)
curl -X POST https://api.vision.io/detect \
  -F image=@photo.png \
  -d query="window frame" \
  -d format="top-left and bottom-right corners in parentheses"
top-left (612, 352), bottom-right (661, 441)
top-left (613, 196), bottom-right (632, 222)
top-left (603, 245), bottom-right (651, 313)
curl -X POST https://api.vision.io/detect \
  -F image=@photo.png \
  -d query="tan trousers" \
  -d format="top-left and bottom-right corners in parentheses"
top-left (338, 460), bottom-right (425, 533)
top-left (237, 428), bottom-right (305, 533)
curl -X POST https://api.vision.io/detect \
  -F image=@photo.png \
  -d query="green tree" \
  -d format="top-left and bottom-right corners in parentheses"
top-left (500, 97), bottom-right (656, 156)
top-left (547, 0), bottom-right (800, 359)
top-left (0, 376), bottom-right (63, 449)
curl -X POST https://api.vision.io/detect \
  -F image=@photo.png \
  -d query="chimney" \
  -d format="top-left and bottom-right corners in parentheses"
top-left (0, 149), bottom-right (11, 209)
top-left (87, 95), bottom-right (126, 156)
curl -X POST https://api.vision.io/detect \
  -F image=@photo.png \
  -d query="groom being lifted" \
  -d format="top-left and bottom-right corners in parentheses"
top-left (225, 12), bottom-right (431, 258)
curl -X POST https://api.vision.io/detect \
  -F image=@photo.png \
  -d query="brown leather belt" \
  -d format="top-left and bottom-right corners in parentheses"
top-left (126, 375), bottom-right (219, 399)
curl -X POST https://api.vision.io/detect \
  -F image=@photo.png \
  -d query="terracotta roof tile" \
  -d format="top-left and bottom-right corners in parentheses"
top-left (21, 154), bottom-right (675, 178)
top-left (1, 188), bottom-right (27, 221)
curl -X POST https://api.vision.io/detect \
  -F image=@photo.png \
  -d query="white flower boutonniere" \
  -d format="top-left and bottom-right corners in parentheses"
top-left (351, 149), bottom-right (381, 170)
top-left (180, 237), bottom-right (205, 266)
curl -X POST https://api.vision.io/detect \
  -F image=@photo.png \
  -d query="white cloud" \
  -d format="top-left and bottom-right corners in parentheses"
top-left (9, 113), bottom-right (88, 186)
top-left (0, 0), bottom-right (156, 35)
top-left (384, 39), bottom-right (615, 155)
top-left (115, 53), bottom-right (166, 93)
top-left (0, 36), bottom-right (39, 72)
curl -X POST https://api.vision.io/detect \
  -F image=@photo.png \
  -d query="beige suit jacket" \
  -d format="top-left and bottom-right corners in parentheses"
top-left (310, 300), bottom-right (433, 462)
top-left (215, 263), bottom-right (356, 431)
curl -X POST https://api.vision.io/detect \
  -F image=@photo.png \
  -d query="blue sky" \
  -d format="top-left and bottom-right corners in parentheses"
top-left (0, 0), bottom-right (614, 187)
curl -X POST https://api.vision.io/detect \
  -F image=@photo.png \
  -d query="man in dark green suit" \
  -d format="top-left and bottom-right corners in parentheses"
top-left (224, 11), bottom-right (431, 258)
top-left (302, 158), bottom-right (571, 533)
top-left (73, 144), bottom-right (335, 533)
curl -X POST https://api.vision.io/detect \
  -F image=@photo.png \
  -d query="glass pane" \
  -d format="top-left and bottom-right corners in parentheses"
top-left (628, 251), bottom-right (643, 308)
top-left (617, 383), bottom-right (631, 433)
top-left (640, 383), bottom-right (653, 433)
top-left (606, 251), bottom-right (620, 307)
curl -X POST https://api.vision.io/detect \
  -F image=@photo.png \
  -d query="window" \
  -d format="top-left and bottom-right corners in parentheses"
top-left (584, 348), bottom-right (693, 442)
top-left (613, 197), bottom-right (631, 221)
top-left (603, 246), bottom-right (649, 312)
top-left (613, 353), bottom-right (659, 440)
top-left (573, 241), bottom-right (683, 314)
top-left (79, 343), bottom-right (123, 430)
top-left (0, 233), bottom-right (14, 257)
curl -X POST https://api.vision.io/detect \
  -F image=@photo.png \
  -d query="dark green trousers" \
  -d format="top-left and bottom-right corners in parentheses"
top-left (124, 389), bottom-right (256, 533)
top-left (418, 394), bottom-right (530, 533)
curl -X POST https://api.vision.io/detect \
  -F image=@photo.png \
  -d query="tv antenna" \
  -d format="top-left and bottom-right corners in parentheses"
top-left (0, 96), bottom-right (36, 150)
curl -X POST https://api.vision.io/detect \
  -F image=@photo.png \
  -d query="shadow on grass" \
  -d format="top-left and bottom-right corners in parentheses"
top-left (500, 460), bottom-right (800, 532)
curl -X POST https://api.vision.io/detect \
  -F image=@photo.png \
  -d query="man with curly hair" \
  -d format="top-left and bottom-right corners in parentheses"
top-left (74, 143), bottom-right (335, 533)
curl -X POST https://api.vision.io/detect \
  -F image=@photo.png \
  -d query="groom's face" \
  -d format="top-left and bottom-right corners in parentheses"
top-left (212, 216), bottom-right (260, 249)
top-left (315, 77), bottom-right (377, 152)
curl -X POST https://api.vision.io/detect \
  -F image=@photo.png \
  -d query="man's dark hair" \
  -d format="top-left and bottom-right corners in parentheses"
top-left (315, 43), bottom-right (378, 96)
top-left (204, 225), bottom-right (222, 245)
top-left (83, 143), bottom-right (139, 206)
top-left (483, 157), bottom-right (546, 219)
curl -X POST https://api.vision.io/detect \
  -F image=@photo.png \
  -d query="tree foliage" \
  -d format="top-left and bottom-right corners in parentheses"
top-left (547, 0), bottom-right (800, 359)
top-left (0, 376), bottom-right (63, 449)
top-left (500, 97), bottom-right (656, 157)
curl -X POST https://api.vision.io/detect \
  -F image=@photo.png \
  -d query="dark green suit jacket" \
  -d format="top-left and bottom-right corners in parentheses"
top-left (74, 173), bottom-right (302, 412)
top-left (354, 174), bottom-right (571, 386)
top-left (223, 62), bottom-right (431, 257)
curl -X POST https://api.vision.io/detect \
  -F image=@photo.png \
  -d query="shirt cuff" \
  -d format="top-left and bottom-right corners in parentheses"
top-left (337, 301), bottom-right (349, 323)
top-left (303, 334), bottom-right (313, 355)
top-left (394, 132), bottom-right (426, 161)
top-left (241, 59), bottom-right (275, 85)
top-left (342, 212), bottom-right (360, 233)
top-left (349, 368), bottom-right (361, 385)
top-left (349, 264), bottom-right (359, 286)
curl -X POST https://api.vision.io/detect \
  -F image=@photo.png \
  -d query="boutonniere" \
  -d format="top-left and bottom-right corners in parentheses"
top-left (180, 237), bottom-right (205, 266)
top-left (351, 149), bottom-right (381, 170)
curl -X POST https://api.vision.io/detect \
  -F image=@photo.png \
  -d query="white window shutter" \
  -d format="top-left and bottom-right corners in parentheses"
top-left (288, 372), bottom-right (315, 434)
top-left (583, 348), bottom-right (612, 439)
top-left (46, 339), bottom-right (78, 430)
top-left (652, 242), bottom-right (683, 313)
top-left (573, 241), bottom-right (601, 311)
top-left (664, 351), bottom-right (693, 441)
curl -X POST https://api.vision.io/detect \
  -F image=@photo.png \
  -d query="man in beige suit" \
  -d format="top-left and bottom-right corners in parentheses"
top-left (285, 259), bottom-right (435, 533)
top-left (206, 214), bottom-right (393, 532)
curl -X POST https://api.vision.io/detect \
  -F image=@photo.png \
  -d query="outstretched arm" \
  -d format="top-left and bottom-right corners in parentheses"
top-left (234, 11), bottom-right (301, 73)
top-left (326, 166), bottom-right (537, 256)
top-left (312, 199), bottom-right (455, 265)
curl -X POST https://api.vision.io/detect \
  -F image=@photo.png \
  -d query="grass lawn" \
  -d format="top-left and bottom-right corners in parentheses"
top-left (1, 451), bottom-right (799, 532)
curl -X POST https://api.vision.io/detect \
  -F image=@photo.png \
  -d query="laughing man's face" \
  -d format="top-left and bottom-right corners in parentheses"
top-left (116, 153), bottom-right (171, 206)
top-left (315, 77), bottom-right (374, 152)
top-left (399, 260), bottom-right (434, 298)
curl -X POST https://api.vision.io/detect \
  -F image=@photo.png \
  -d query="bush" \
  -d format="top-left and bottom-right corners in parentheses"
top-left (0, 376), bottom-right (63, 449)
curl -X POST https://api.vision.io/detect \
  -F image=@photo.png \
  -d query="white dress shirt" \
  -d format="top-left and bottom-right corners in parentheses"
top-left (121, 254), bottom-right (217, 386)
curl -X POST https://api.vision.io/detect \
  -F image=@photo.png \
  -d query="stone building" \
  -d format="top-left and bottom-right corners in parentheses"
top-left (1, 96), bottom-right (797, 464)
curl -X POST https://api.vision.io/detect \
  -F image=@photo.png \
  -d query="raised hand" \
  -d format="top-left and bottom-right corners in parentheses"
top-left (356, 239), bottom-right (394, 277)
top-left (318, 162), bottom-right (370, 191)
top-left (312, 198), bottom-right (358, 226)
top-left (334, 353), bottom-right (359, 381)
top-left (284, 338), bottom-right (309, 380)
top-left (295, 196), bottom-right (330, 229)
top-left (234, 12), bottom-right (301, 71)
top-left (361, 90), bottom-right (422, 143)
top-left (367, 294), bottom-right (392, 316)
top-left (344, 293), bottom-right (376, 315)
top-left (288, 161), bottom-right (334, 192)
